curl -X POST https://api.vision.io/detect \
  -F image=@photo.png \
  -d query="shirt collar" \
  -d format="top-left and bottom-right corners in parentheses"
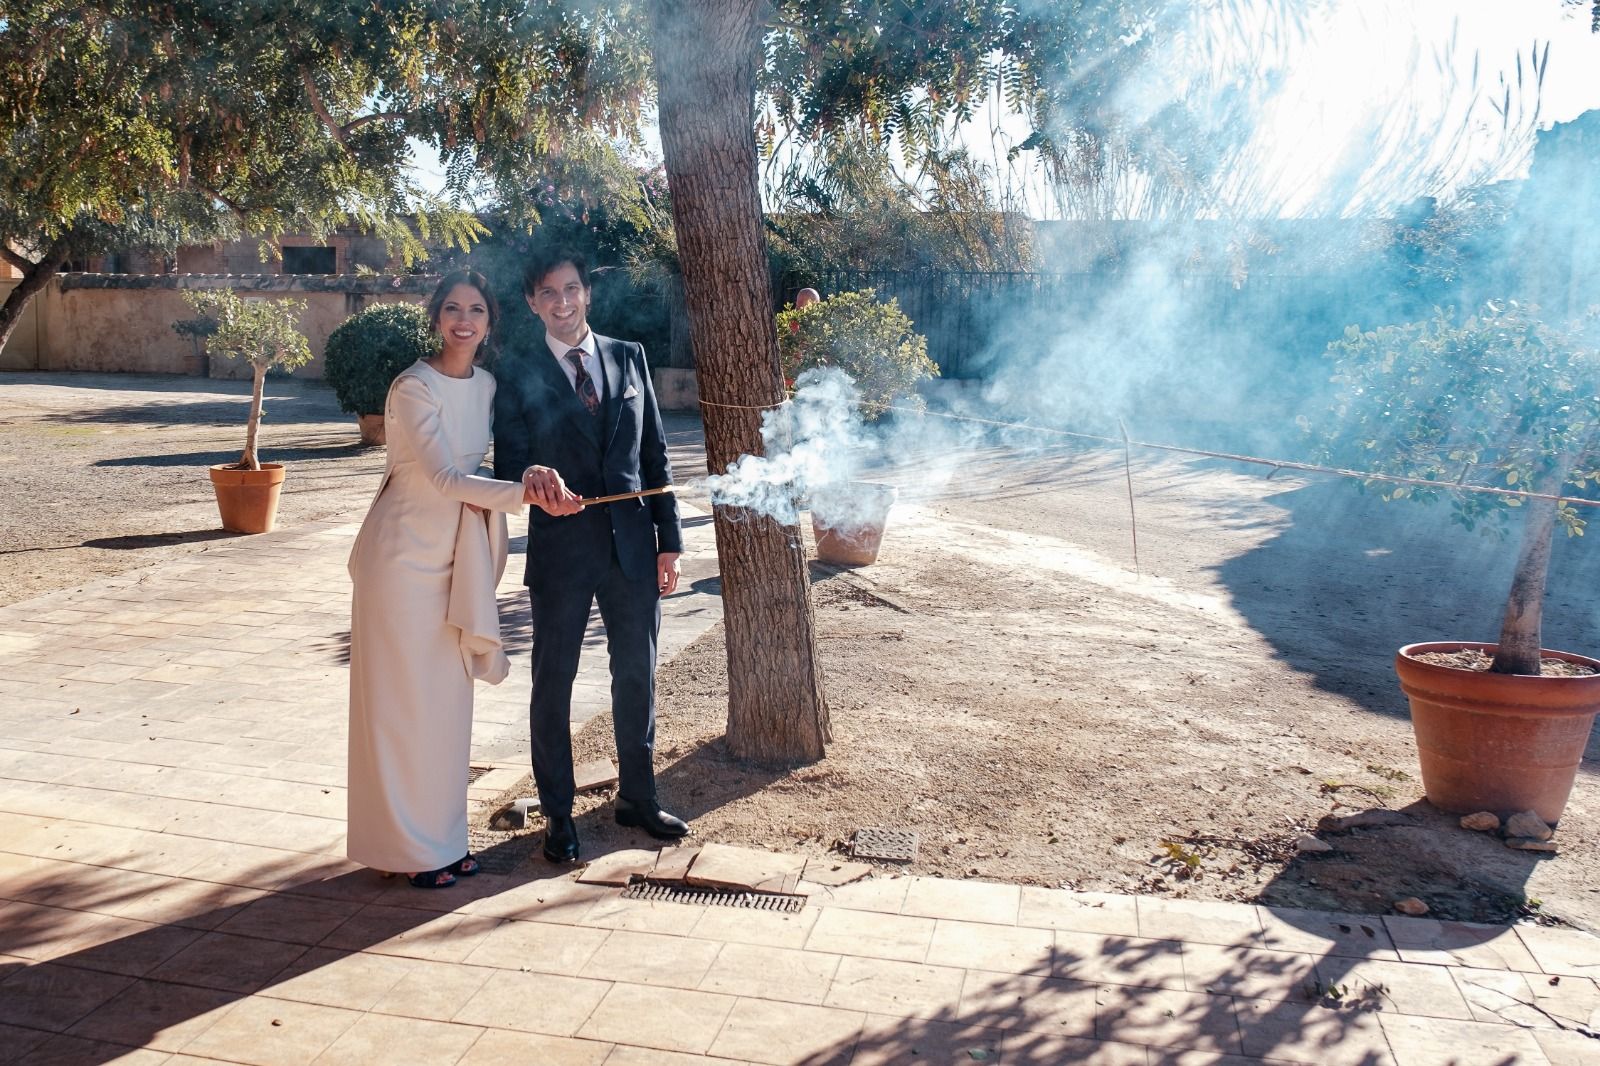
top-left (545, 329), bottom-right (597, 362)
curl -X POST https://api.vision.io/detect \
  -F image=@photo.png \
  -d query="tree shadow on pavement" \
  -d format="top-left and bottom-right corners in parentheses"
top-left (94, 442), bottom-right (371, 468)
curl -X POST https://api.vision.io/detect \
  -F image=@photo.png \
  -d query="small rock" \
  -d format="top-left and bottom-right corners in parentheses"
top-left (1504, 836), bottom-right (1559, 853)
top-left (1505, 811), bottom-right (1553, 842)
top-left (1294, 834), bottom-right (1333, 854)
top-left (1394, 897), bottom-right (1429, 916)
top-left (1459, 812), bottom-right (1500, 832)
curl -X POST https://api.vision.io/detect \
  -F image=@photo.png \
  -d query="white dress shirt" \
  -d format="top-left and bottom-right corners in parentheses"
top-left (544, 330), bottom-right (604, 402)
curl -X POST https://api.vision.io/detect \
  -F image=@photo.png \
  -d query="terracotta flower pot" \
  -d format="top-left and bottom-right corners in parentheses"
top-left (357, 413), bottom-right (386, 446)
top-left (1395, 641), bottom-right (1600, 825)
top-left (208, 463), bottom-right (286, 535)
top-left (810, 482), bottom-right (897, 567)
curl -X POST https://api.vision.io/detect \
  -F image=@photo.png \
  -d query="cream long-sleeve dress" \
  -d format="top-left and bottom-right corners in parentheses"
top-left (346, 361), bottom-right (526, 874)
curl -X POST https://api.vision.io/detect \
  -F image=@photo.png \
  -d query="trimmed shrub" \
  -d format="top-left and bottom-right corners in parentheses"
top-left (776, 289), bottom-right (937, 421)
top-left (324, 303), bottom-right (436, 416)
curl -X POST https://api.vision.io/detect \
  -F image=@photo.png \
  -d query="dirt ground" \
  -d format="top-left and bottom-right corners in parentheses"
top-left (6, 372), bottom-right (1599, 933)
top-left (567, 441), bottom-right (1600, 933)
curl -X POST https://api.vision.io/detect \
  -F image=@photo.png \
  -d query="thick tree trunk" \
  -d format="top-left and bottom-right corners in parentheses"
top-left (1490, 496), bottom-right (1557, 675)
top-left (648, 0), bottom-right (830, 762)
top-left (0, 240), bottom-right (69, 354)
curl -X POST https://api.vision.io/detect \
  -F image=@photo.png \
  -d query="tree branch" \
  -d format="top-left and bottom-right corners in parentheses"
top-left (343, 111), bottom-right (411, 135)
top-left (0, 244), bottom-right (36, 272)
top-left (301, 68), bottom-right (348, 146)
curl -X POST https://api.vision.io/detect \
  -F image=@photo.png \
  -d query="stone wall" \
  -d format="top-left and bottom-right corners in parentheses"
top-left (2, 273), bottom-right (435, 378)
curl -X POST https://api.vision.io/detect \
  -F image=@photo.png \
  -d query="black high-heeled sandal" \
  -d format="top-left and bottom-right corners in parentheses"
top-left (451, 854), bottom-right (481, 877)
top-left (408, 866), bottom-right (457, 889)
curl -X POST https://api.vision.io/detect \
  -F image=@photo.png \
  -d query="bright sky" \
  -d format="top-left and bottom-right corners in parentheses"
top-left (409, 1), bottom-right (1600, 220)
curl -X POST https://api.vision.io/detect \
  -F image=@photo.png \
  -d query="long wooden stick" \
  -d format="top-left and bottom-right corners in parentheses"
top-left (579, 485), bottom-right (677, 507)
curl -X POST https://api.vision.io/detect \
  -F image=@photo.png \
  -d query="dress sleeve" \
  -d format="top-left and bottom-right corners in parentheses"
top-left (388, 374), bottom-right (527, 513)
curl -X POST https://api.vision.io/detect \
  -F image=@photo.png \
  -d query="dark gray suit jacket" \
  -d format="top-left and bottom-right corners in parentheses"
top-left (492, 334), bottom-right (682, 587)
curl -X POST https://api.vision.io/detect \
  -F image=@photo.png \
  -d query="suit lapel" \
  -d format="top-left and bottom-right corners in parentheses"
top-left (597, 335), bottom-right (625, 450)
top-left (529, 343), bottom-right (601, 443)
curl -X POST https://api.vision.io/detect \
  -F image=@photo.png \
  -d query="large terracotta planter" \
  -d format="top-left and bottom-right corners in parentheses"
top-left (357, 414), bottom-right (386, 446)
top-left (208, 463), bottom-right (286, 534)
top-left (810, 483), bottom-right (897, 567)
top-left (1396, 641), bottom-right (1600, 825)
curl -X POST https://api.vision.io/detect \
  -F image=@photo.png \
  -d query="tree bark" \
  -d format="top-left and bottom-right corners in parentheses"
top-left (1490, 496), bottom-right (1557, 674)
top-left (648, 0), bottom-right (830, 762)
top-left (242, 362), bottom-right (265, 470)
top-left (0, 238), bottom-right (70, 354)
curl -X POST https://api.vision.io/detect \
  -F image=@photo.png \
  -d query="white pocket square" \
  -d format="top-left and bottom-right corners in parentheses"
top-left (622, 385), bottom-right (639, 399)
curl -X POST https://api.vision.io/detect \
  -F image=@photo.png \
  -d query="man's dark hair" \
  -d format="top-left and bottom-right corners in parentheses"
top-left (522, 248), bottom-right (589, 296)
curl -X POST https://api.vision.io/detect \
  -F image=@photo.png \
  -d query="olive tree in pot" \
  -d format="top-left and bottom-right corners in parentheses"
top-left (776, 289), bottom-right (937, 566)
top-left (186, 290), bottom-right (312, 534)
top-left (323, 303), bottom-right (434, 446)
top-left (1312, 301), bottom-right (1600, 823)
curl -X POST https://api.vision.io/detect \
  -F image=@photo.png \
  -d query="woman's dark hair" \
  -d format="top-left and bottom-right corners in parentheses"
top-left (521, 249), bottom-right (589, 296)
top-left (425, 270), bottom-right (500, 359)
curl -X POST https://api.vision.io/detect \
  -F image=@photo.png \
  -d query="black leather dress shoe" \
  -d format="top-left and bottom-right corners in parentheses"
top-left (543, 814), bottom-right (580, 863)
top-left (614, 796), bottom-right (690, 839)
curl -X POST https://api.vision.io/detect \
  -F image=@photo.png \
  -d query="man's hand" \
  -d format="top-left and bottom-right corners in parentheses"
top-left (521, 465), bottom-right (583, 516)
top-left (656, 552), bottom-right (681, 596)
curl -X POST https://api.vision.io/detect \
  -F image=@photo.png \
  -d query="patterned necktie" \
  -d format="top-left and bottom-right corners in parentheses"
top-left (566, 350), bottom-right (600, 416)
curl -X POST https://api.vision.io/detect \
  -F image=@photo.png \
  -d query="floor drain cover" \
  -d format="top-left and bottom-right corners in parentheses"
top-left (621, 879), bottom-right (806, 913)
top-left (466, 765), bottom-right (494, 784)
top-left (852, 827), bottom-right (919, 862)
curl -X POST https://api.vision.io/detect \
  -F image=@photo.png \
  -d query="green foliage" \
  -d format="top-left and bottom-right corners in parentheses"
top-left (776, 290), bottom-right (937, 421)
top-left (323, 304), bottom-right (436, 416)
top-left (1308, 302), bottom-right (1600, 539)
top-left (185, 291), bottom-right (312, 375)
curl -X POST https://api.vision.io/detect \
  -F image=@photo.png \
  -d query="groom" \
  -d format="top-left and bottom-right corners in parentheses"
top-left (493, 248), bottom-right (688, 863)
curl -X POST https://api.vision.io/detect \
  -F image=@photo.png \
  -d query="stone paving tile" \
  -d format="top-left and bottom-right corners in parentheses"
top-left (821, 955), bottom-right (965, 1019)
top-left (1136, 898), bottom-right (1264, 948)
top-left (1450, 964), bottom-right (1600, 1030)
top-left (699, 941), bottom-right (841, 1005)
top-left (41, 913), bottom-right (206, 978)
top-left (464, 915), bottom-right (610, 976)
top-left (603, 1047), bottom-right (750, 1066)
top-left (1515, 923), bottom-right (1600, 980)
top-left (461, 875), bottom-right (613, 925)
top-left (455, 1030), bottom-right (612, 1066)
top-left (686, 843), bottom-right (807, 894)
top-left (0, 899), bottom-right (124, 962)
top-left (578, 983), bottom-right (737, 1055)
top-left (579, 929), bottom-right (724, 989)
top-left (708, 997), bottom-right (863, 1065)
top-left (1018, 887), bottom-right (1141, 937)
top-left (924, 918), bottom-right (1054, 975)
top-left (1180, 942), bottom-right (1318, 1001)
top-left (145, 930), bottom-right (308, 994)
top-left (955, 971), bottom-right (1097, 1037)
top-left (453, 969), bottom-right (613, 1038)
top-left (577, 848), bottom-right (660, 887)
top-left (1534, 1028), bottom-right (1600, 1066)
top-left (901, 876), bottom-right (1021, 926)
top-left (805, 906), bottom-right (936, 964)
top-left (369, 958), bottom-right (496, 1022)
top-left (1257, 907), bottom-right (1399, 960)
top-left (1377, 1011), bottom-right (1552, 1066)
top-left (179, 995), bottom-right (362, 1066)
top-left (65, 978), bottom-right (237, 1052)
top-left (1005, 1031), bottom-right (1152, 1066)
top-left (1314, 957), bottom-right (1473, 1020)
top-left (850, 1015), bottom-right (1005, 1065)
top-left (0, 960), bottom-right (135, 1032)
top-left (314, 1011), bottom-right (486, 1065)
top-left (0, 1022), bottom-right (52, 1064)
top-left (1056, 930), bottom-right (1187, 991)
top-left (1384, 914), bottom-right (1543, 972)
top-left (1232, 997), bottom-right (1395, 1064)
top-left (319, 905), bottom-right (498, 964)
top-left (579, 892), bottom-right (707, 935)
top-left (1094, 985), bottom-right (1242, 1054)
top-left (20, 1034), bottom-right (172, 1065)
top-left (795, 875), bottom-right (910, 914)
top-left (212, 892), bottom-right (360, 946)
top-left (689, 903), bottom-right (818, 950)
top-left (256, 945), bottom-right (414, 1011)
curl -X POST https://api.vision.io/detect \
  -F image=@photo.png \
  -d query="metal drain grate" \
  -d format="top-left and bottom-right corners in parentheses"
top-left (466, 765), bottom-right (494, 784)
top-left (621, 878), bottom-right (806, 913)
top-left (851, 826), bottom-right (919, 862)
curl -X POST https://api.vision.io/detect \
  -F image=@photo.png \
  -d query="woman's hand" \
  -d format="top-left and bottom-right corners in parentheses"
top-left (522, 465), bottom-right (583, 516)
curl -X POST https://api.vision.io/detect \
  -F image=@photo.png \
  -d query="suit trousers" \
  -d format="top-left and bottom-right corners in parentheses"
top-left (527, 539), bottom-right (661, 817)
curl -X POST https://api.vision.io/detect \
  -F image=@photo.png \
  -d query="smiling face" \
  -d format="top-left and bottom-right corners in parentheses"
top-left (433, 282), bottom-right (492, 358)
top-left (525, 261), bottom-right (591, 348)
